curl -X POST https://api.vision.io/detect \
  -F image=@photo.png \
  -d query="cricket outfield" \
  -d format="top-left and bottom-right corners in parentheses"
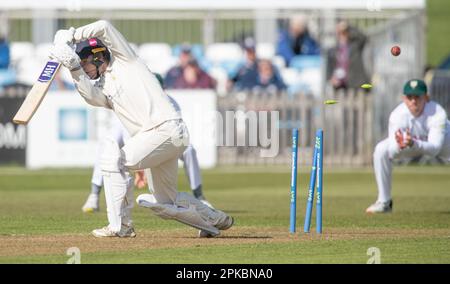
top-left (0, 165), bottom-right (449, 264)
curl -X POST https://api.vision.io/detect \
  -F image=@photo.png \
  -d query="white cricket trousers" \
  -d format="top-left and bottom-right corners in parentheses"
top-left (101, 119), bottom-right (188, 232)
top-left (373, 137), bottom-right (450, 202)
top-left (123, 119), bottom-right (188, 204)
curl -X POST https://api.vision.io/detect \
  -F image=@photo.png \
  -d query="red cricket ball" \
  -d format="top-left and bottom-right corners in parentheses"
top-left (391, 45), bottom-right (401, 56)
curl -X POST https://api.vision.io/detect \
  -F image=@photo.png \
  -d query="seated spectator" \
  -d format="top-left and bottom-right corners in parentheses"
top-left (326, 21), bottom-right (369, 90)
top-left (171, 59), bottom-right (216, 89)
top-left (164, 44), bottom-right (193, 88)
top-left (0, 37), bottom-right (10, 69)
top-left (0, 37), bottom-right (15, 89)
top-left (230, 38), bottom-right (258, 90)
top-left (230, 38), bottom-right (285, 92)
top-left (256, 59), bottom-right (286, 91)
top-left (276, 14), bottom-right (320, 66)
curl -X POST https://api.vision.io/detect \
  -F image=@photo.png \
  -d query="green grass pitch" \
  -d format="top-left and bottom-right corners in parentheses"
top-left (0, 165), bottom-right (449, 263)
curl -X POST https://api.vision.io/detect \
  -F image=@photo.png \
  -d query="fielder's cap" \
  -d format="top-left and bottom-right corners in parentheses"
top-left (403, 79), bottom-right (428, 96)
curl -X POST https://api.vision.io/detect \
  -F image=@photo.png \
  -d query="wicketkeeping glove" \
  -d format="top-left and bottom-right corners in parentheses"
top-left (53, 27), bottom-right (75, 46)
top-left (49, 43), bottom-right (81, 71)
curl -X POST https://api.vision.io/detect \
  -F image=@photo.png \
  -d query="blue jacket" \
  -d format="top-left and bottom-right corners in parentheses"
top-left (164, 65), bottom-right (183, 89)
top-left (257, 75), bottom-right (286, 91)
top-left (232, 61), bottom-right (259, 90)
top-left (0, 40), bottom-right (10, 69)
top-left (276, 30), bottom-right (320, 65)
top-left (232, 61), bottom-right (286, 91)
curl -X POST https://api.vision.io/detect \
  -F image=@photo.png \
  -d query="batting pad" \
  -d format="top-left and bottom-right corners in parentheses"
top-left (137, 193), bottom-right (220, 236)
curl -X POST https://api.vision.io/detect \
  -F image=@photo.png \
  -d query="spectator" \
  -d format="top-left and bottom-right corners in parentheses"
top-left (276, 14), bottom-right (320, 66)
top-left (230, 38), bottom-right (285, 92)
top-left (0, 37), bottom-right (10, 69)
top-left (172, 59), bottom-right (216, 89)
top-left (256, 59), bottom-right (286, 91)
top-left (230, 38), bottom-right (258, 91)
top-left (0, 36), bottom-right (14, 89)
top-left (164, 44), bottom-right (193, 88)
top-left (326, 21), bottom-right (369, 90)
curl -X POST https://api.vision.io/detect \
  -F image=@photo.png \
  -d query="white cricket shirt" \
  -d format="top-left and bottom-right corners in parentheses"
top-left (70, 20), bottom-right (180, 136)
top-left (387, 100), bottom-right (450, 158)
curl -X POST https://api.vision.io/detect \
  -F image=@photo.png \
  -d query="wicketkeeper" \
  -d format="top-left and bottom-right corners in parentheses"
top-left (50, 20), bottom-right (232, 238)
top-left (367, 79), bottom-right (450, 213)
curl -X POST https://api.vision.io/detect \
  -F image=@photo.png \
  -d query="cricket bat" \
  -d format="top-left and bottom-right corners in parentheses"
top-left (13, 61), bottom-right (61, 124)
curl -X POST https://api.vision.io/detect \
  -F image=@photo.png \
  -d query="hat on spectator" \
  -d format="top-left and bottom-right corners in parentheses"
top-left (243, 37), bottom-right (256, 52)
top-left (181, 43), bottom-right (192, 54)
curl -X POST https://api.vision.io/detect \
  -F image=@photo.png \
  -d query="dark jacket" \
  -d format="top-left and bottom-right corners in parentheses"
top-left (256, 71), bottom-right (286, 91)
top-left (326, 26), bottom-right (369, 89)
top-left (232, 61), bottom-right (258, 90)
top-left (164, 66), bottom-right (183, 89)
top-left (232, 60), bottom-right (286, 91)
top-left (276, 29), bottom-right (320, 65)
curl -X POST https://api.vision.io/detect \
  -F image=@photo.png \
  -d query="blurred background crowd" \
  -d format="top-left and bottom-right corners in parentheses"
top-left (0, 12), bottom-right (383, 97)
top-left (1, 0), bottom-right (450, 167)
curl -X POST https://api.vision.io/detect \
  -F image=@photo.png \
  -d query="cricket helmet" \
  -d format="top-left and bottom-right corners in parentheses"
top-left (76, 38), bottom-right (111, 66)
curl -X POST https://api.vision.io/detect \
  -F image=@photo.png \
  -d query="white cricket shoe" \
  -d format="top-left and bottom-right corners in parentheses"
top-left (82, 193), bottom-right (99, 213)
top-left (366, 200), bottom-right (393, 214)
top-left (92, 226), bottom-right (116, 238)
top-left (92, 224), bottom-right (136, 238)
top-left (198, 215), bottom-right (234, 238)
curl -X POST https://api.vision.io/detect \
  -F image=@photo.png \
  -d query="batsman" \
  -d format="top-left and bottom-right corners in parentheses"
top-left (367, 79), bottom-right (450, 213)
top-left (49, 20), bottom-right (233, 238)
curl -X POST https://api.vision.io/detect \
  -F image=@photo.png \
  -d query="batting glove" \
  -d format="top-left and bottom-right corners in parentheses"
top-left (53, 27), bottom-right (75, 46)
top-left (49, 43), bottom-right (81, 71)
